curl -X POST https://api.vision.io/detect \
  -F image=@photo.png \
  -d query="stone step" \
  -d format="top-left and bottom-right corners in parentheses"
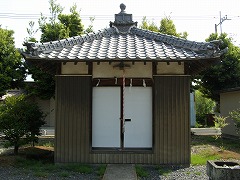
top-left (191, 128), bottom-right (221, 135)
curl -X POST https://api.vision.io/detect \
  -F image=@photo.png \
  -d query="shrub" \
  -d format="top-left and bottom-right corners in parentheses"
top-left (213, 115), bottom-right (228, 150)
top-left (195, 90), bottom-right (216, 126)
top-left (213, 115), bottom-right (228, 129)
top-left (229, 108), bottom-right (240, 135)
top-left (0, 94), bottom-right (45, 154)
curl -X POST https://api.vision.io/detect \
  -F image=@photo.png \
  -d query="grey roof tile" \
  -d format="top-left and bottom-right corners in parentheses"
top-left (23, 24), bottom-right (226, 62)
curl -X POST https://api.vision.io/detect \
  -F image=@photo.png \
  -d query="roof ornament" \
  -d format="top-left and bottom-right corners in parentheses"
top-left (120, 3), bottom-right (126, 13)
top-left (22, 42), bottom-right (39, 56)
top-left (110, 4), bottom-right (137, 34)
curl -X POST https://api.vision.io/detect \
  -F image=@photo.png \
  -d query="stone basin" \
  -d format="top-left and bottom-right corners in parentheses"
top-left (207, 160), bottom-right (240, 180)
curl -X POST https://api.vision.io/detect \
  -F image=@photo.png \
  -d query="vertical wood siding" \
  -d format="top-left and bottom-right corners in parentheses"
top-left (154, 76), bottom-right (190, 164)
top-left (55, 76), bottom-right (91, 163)
top-left (55, 75), bottom-right (190, 165)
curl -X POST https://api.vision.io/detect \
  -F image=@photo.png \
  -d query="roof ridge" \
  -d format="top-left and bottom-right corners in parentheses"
top-left (130, 27), bottom-right (221, 52)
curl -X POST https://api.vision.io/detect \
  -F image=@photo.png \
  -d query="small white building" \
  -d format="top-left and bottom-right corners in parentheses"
top-left (220, 88), bottom-right (240, 138)
top-left (22, 4), bottom-right (226, 165)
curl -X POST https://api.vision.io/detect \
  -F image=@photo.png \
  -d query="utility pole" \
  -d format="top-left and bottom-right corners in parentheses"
top-left (215, 11), bottom-right (231, 34)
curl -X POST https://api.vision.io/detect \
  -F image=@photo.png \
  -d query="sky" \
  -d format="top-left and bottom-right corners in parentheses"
top-left (0, 0), bottom-right (240, 48)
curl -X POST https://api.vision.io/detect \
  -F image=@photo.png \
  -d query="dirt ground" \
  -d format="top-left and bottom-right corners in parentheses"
top-left (0, 146), bottom-right (54, 166)
top-left (191, 144), bottom-right (240, 159)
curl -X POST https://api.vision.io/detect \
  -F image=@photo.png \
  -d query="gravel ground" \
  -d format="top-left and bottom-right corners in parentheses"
top-left (0, 146), bottom-right (209, 180)
top-left (0, 145), bottom-right (237, 180)
top-left (0, 164), bottom-right (209, 180)
top-left (139, 165), bottom-right (209, 180)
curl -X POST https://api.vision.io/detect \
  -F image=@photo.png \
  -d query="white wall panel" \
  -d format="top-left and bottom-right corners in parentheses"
top-left (124, 87), bottom-right (152, 148)
top-left (92, 87), bottom-right (121, 147)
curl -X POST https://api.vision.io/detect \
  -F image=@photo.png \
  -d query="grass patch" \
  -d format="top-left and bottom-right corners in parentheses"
top-left (15, 157), bottom-right (57, 175)
top-left (192, 136), bottom-right (240, 153)
top-left (191, 149), bottom-right (220, 165)
top-left (194, 171), bottom-right (202, 176)
top-left (14, 157), bottom-right (54, 178)
top-left (33, 171), bottom-right (49, 178)
top-left (59, 171), bottom-right (70, 178)
top-left (191, 135), bottom-right (240, 165)
top-left (14, 148), bottom-right (94, 178)
top-left (62, 164), bottom-right (93, 174)
top-left (135, 165), bottom-right (149, 177)
top-left (158, 167), bottom-right (172, 176)
top-left (0, 146), bottom-right (106, 179)
top-left (97, 165), bottom-right (107, 177)
top-left (36, 138), bottom-right (54, 147)
top-left (14, 156), bottom-right (94, 178)
top-left (15, 156), bottom-right (46, 169)
top-left (41, 141), bottom-right (54, 148)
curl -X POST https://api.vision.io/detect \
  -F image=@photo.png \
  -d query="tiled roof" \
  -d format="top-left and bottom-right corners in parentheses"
top-left (21, 3), bottom-right (227, 75)
top-left (22, 26), bottom-right (226, 62)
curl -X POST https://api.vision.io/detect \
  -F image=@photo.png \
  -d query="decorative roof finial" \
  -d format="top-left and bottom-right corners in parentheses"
top-left (120, 3), bottom-right (126, 13)
top-left (110, 3), bottom-right (137, 33)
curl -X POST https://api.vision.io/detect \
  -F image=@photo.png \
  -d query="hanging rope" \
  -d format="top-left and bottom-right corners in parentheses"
top-left (143, 79), bottom-right (146, 87)
top-left (129, 78), bottom-right (132, 92)
top-left (122, 69), bottom-right (126, 133)
top-left (96, 79), bottom-right (100, 86)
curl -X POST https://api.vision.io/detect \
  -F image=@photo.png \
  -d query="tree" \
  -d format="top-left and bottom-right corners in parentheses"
top-left (139, 16), bottom-right (159, 32)
top-left (198, 33), bottom-right (240, 103)
top-left (25, 0), bottom-right (85, 99)
top-left (58, 4), bottom-right (84, 37)
top-left (0, 95), bottom-right (45, 154)
top-left (25, 70), bottom-right (56, 99)
top-left (24, 21), bottom-right (38, 43)
top-left (139, 16), bottom-right (188, 39)
top-left (38, 0), bottom-right (65, 42)
top-left (0, 27), bottom-right (26, 97)
top-left (84, 17), bottom-right (95, 34)
top-left (26, 0), bottom-right (64, 99)
top-left (38, 1), bottom-right (84, 42)
top-left (159, 16), bottom-right (188, 38)
top-left (195, 90), bottom-right (216, 126)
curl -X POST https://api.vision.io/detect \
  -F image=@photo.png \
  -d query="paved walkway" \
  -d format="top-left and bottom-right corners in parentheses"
top-left (103, 164), bottom-right (137, 180)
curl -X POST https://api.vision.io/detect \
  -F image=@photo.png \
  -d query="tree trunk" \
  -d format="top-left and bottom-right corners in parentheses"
top-left (14, 145), bottom-right (19, 155)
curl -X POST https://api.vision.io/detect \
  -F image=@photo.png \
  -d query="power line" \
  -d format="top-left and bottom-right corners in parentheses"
top-left (1, 12), bottom-right (239, 21)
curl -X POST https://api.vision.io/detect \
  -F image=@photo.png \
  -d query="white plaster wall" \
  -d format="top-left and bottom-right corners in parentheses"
top-left (220, 91), bottom-right (240, 138)
top-left (93, 62), bottom-right (152, 78)
top-left (61, 62), bottom-right (88, 74)
top-left (157, 62), bottom-right (184, 74)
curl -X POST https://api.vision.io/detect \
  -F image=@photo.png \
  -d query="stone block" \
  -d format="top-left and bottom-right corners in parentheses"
top-left (207, 160), bottom-right (240, 180)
